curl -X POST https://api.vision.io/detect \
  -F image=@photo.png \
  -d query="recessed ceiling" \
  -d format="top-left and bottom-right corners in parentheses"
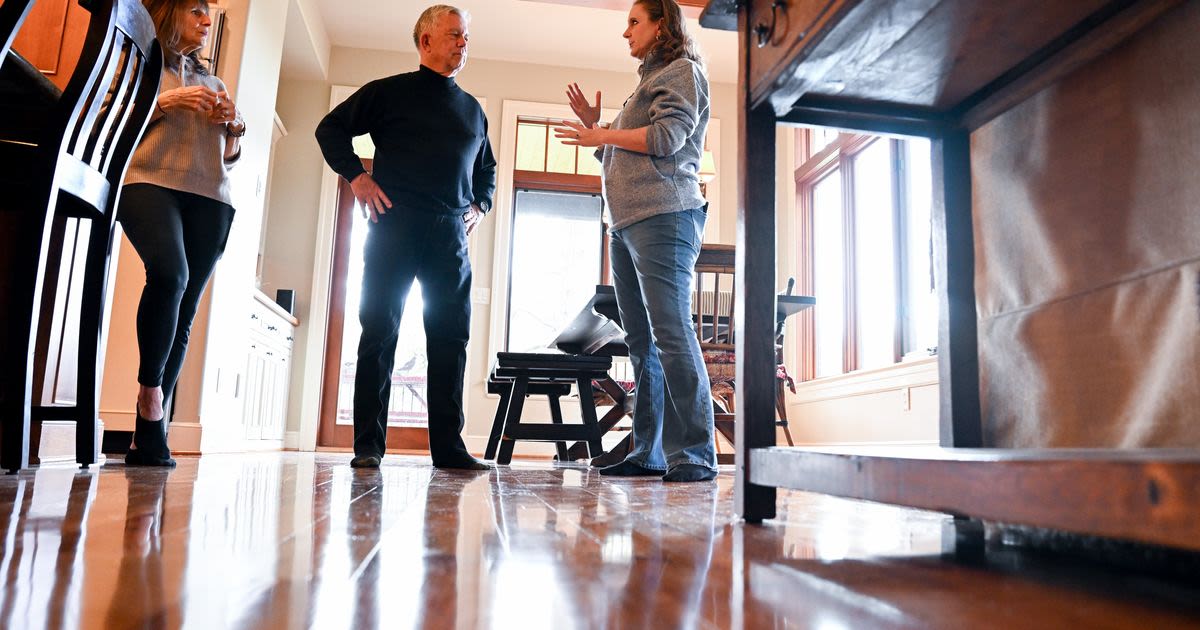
top-left (304, 0), bottom-right (737, 83)
top-left (517, 0), bottom-right (707, 18)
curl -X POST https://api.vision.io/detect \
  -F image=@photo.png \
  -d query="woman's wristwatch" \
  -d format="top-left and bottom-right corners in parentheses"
top-left (226, 119), bottom-right (247, 138)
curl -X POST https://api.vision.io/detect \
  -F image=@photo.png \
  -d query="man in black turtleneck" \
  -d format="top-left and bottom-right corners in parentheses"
top-left (315, 4), bottom-right (495, 470)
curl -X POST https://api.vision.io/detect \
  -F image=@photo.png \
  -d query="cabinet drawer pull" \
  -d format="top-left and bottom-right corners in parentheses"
top-left (755, 0), bottom-right (786, 48)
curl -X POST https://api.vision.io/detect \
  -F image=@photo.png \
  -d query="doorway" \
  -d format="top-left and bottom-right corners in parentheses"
top-left (316, 162), bottom-right (430, 450)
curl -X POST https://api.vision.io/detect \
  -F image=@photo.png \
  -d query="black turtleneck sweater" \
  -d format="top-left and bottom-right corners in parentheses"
top-left (315, 65), bottom-right (496, 215)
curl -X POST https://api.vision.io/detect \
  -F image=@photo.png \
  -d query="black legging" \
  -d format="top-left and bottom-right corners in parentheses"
top-left (117, 183), bottom-right (234, 402)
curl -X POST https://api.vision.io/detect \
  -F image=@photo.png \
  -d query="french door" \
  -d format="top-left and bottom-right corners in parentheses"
top-left (316, 163), bottom-right (429, 450)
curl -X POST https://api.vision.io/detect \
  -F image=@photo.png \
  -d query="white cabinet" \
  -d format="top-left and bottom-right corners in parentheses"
top-left (242, 292), bottom-right (296, 441)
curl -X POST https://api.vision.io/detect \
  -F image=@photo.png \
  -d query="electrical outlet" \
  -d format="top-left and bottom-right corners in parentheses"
top-left (901, 387), bottom-right (912, 411)
top-left (472, 288), bottom-right (490, 305)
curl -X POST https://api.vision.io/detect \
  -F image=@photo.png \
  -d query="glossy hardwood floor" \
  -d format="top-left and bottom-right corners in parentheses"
top-left (0, 453), bottom-right (1197, 629)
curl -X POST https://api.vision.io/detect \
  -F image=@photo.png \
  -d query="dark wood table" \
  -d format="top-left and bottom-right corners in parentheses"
top-left (699, 0), bottom-right (1200, 553)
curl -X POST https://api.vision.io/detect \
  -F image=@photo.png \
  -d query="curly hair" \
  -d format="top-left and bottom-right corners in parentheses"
top-left (636, 0), bottom-right (703, 67)
top-left (142, 0), bottom-right (210, 74)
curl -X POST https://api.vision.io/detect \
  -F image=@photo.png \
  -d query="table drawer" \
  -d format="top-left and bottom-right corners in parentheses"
top-left (747, 0), bottom-right (845, 103)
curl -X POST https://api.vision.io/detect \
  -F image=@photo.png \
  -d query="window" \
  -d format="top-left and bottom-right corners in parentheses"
top-left (514, 117), bottom-right (603, 181)
top-left (504, 118), bottom-right (607, 352)
top-left (795, 128), bottom-right (936, 380)
top-left (506, 190), bottom-right (605, 352)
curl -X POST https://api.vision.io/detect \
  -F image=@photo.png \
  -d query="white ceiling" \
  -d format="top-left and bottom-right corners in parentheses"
top-left (294, 0), bottom-right (738, 83)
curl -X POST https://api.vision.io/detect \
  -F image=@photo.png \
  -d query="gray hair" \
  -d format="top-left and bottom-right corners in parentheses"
top-left (412, 5), bottom-right (470, 49)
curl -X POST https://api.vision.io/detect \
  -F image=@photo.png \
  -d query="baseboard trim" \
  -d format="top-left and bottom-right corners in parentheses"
top-left (789, 440), bottom-right (939, 448)
top-left (38, 420), bottom-right (107, 465)
top-left (168, 421), bottom-right (203, 453)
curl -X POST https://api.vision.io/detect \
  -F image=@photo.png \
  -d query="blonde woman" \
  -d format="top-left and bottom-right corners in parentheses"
top-left (119, 0), bottom-right (244, 466)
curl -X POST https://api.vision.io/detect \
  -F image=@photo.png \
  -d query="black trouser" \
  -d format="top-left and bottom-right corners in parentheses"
top-left (354, 208), bottom-right (472, 463)
top-left (117, 183), bottom-right (234, 406)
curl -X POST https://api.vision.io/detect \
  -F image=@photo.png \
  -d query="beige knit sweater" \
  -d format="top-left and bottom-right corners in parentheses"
top-left (123, 54), bottom-right (240, 205)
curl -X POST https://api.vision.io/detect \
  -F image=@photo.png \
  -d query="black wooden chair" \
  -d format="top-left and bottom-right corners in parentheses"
top-left (692, 246), bottom-right (798, 464)
top-left (0, 0), bottom-right (35, 66)
top-left (0, 0), bottom-right (162, 472)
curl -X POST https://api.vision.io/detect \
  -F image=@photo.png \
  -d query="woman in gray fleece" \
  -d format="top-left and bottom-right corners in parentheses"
top-left (556, 0), bottom-right (716, 482)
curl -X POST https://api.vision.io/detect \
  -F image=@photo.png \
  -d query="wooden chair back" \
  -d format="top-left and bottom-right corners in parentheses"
top-left (0, 0), bottom-right (161, 472)
top-left (692, 244), bottom-right (736, 352)
top-left (56, 0), bottom-right (161, 214)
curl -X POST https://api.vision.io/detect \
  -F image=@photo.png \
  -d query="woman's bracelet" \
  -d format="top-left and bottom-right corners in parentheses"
top-left (226, 120), bottom-right (247, 138)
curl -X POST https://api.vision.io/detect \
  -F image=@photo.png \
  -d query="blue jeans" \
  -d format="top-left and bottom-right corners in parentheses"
top-left (610, 208), bottom-right (716, 472)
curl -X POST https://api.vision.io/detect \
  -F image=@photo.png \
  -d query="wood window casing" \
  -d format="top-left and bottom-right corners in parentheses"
top-left (795, 129), bottom-right (914, 381)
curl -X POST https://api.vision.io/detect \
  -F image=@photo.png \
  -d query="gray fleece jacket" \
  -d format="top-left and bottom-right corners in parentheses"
top-left (598, 49), bottom-right (710, 231)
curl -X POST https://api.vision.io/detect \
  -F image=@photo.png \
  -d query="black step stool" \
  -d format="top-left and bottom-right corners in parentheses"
top-left (485, 352), bottom-right (611, 465)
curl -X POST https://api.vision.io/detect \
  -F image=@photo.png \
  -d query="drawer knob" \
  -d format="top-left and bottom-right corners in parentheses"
top-left (755, 0), bottom-right (786, 49)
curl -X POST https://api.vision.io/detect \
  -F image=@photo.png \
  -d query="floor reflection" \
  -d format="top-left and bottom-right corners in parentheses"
top-left (0, 453), bottom-right (1195, 629)
top-left (103, 468), bottom-right (171, 629)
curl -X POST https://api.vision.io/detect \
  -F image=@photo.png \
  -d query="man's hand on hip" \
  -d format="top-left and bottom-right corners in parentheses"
top-left (463, 204), bottom-right (484, 236)
top-left (350, 173), bottom-right (392, 222)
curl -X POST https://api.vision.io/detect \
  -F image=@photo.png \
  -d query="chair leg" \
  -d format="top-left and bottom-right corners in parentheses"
top-left (547, 394), bottom-right (569, 462)
top-left (576, 376), bottom-right (604, 458)
top-left (780, 423), bottom-right (795, 448)
top-left (0, 223), bottom-right (45, 473)
top-left (0, 359), bottom-right (32, 474)
top-left (74, 220), bottom-right (112, 469)
top-left (775, 378), bottom-right (794, 447)
top-left (566, 377), bottom-right (627, 460)
top-left (497, 377), bottom-right (528, 465)
top-left (484, 384), bottom-right (511, 460)
top-left (589, 432), bottom-right (631, 468)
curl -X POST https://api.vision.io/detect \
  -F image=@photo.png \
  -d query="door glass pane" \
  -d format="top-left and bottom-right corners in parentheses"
top-left (903, 138), bottom-right (937, 357)
top-left (546, 130), bottom-right (576, 174)
top-left (812, 170), bottom-right (844, 377)
top-left (516, 122), bottom-right (547, 171)
top-left (853, 139), bottom-right (898, 370)
top-left (336, 198), bottom-right (428, 427)
top-left (577, 147), bottom-right (601, 176)
top-left (507, 191), bottom-right (604, 352)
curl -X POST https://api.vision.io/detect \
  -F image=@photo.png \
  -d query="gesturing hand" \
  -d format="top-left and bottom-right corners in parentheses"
top-left (553, 119), bottom-right (606, 147)
top-left (350, 173), bottom-right (392, 223)
top-left (566, 83), bottom-right (601, 129)
top-left (157, 85), bottom-right (220, 114)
